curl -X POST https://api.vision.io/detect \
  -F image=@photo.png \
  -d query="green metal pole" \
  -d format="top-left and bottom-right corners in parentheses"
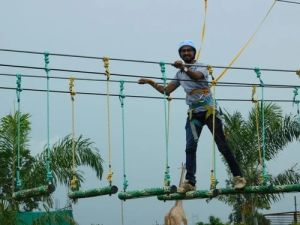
top-left (157, 184), bottom-right (300, 201)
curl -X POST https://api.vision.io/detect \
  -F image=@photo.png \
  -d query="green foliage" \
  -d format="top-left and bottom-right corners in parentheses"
top-left (0, 112), bottom-right (104, 222)
top-left (196, 216), bottom-right (230, 225)
top-left (221, 103), bottom-right (300, 224)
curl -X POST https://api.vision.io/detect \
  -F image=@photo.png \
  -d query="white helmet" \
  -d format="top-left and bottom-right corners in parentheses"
top-left (178, 40), bottom-right (196, 53)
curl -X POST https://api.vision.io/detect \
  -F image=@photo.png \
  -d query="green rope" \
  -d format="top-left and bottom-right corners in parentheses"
top-left (16, 73), bottom-right (22, 189)
top-left (254, 68), bottom-right (268, 185)
top-left (292, 87), bottom-right (300, 124)
top-left (119, 80), bottom-right (128, 192)
top-left (44, 52), bottom-right (53, 183)
top-left (159, 62), bottom-right (170, 188)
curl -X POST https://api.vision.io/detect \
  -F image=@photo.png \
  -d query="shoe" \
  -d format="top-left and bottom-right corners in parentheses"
top-left (177, 180), bottom-right (196, 193)
top-left (233, 176), bottom-right (246, 189)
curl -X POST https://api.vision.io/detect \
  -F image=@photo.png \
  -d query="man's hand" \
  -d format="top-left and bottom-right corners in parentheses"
top-left (138, 78), bottom-right (150, 84)
top-left (172, 60), bottom-right (185, 70)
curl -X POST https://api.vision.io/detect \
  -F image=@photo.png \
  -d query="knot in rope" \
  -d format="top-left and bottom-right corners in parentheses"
top-left (207, 65), bottom-right (213, 75)
top-left (123, 175), bottom-right (128, 192)
top-left (106, 170), bottom-right (113, 186)
top-left (164, 166), bottom-right (171, 187)
top-left (293, 87), bottom-right (299, 103)
top-left (160, 61), bottom-right (166, 74)
top-left (70, 175), bottom-right (79, 191)
top-left (103, 57), bottom-right (110, 80)
top-left (296, 69), bottom-right (300, 77)
top-left (69, 77), bottom-right (76, 100)
top-left (119, 80), bottom-right (125, 107)
top-left (211, 79), bottom-right (217, 86)
top-left (44, 52), bottom-right (50, 73)
top-left (210, 171), bottom-right (218, 190)
top-left (254, 67), bottom-right (264, 85)
top-left (251, 86), bottom-right (258, 103)
top-left (16, 74), bottom-right (22, 102)
top-left (167, 96), bottom-right (172, 102)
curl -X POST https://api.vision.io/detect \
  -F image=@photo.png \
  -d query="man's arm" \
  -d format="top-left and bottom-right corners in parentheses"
top-left (173, 60), bottom-right (204, 80)
top-left (138, 78), bottom-right (178, 95)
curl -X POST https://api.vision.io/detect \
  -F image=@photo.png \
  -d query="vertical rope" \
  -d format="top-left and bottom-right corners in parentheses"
top-left (69, 77), bottom-right (78, 191)
top-left (119, 80), bottom-right (128, 192)
top-left (103, 57), bottom-right (113, 186)
top-left (196, 0), bottom-right (208, 60)
top-left (44, 52), bottom-right (53, 183)
top-left (254, 68), bottom-right (268, 185)
top-left (292, 87), bottom-right (300, 124)
top-left (210, 66), bottom-right (217, 190)
top-left (160, 62), bottom-right (171, 188)
top-left (215, 0), bottom-right (277, 83)
top-left (251, 86), bottom-right (262, 166)
top-left (16, 73), bottom-right (22, 189)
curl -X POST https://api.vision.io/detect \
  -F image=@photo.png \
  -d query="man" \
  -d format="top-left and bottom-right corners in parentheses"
top-left (138, 40), bottom-right (246, 192)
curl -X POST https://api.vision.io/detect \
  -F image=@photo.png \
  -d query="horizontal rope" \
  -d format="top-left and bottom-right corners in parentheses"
top-left (277, 0), bottom-right (300, 4)
top-left (0, 85), bottom-right (295, 103)
top-left (0, 49), bottom-right (298, 73)
top-left (0, 72), bottom-right (300, 90)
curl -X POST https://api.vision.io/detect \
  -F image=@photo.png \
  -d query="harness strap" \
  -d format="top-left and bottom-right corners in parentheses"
top-left (188, 88), bottom-right (210, 96)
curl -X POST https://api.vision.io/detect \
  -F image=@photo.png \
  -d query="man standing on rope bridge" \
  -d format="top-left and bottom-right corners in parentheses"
top-left (138, 40), bottom-right (246, 193)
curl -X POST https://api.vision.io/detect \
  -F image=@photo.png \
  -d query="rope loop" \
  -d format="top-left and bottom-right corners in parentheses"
top-left (69, 77), bottom-right (76, 100)
top-left (103, 56), bottom-right (110, 80)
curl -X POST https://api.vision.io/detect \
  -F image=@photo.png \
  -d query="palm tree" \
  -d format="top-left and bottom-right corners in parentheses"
top-left (0, 112), bottom-right (104, 223)
top-left (221, 103), bottom-right (300, 224)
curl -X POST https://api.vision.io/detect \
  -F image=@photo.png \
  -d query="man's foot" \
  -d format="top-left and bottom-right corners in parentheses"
top-left (177, 180), bottom-right (196, 193)
top-left (233, 176), bottom-right (246, 189)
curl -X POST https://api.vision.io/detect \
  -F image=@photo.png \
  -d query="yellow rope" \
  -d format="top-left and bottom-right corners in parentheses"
top-left (215, 0), bottom-right (276, 83)
top-left (103, 57), bottom-right (113, 185)
top-left (196, 0), bottom-right (208, 60)
top-left (69, 77), bottom-right (78, 191)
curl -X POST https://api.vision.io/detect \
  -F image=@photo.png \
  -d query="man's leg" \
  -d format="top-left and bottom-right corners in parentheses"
top-left (206, 114), bottom-right (243, 177)
top-left (185, 116), bottom-right (203, 185)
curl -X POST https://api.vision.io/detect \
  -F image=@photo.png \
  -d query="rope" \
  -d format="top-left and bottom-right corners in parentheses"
top-left (16, 73), bottom-right (22, 189)
top-left (69, 77), bottom-right (78, 191)
top-left (292, 87), bottom-right (300, 124)
top-left (119, 80), bottom-right (128, 192)
top-left (251, 86), bottom-right (262, 166)
top-left (215, 0), bottom-right (277, 83)
top-left (254, 68), bottom-right (268, 185)
top-left (44, 52), bottom-right (53, 183)
top-left (209, 67), bottom-right (218, 190)
top-left (196, 0), bottom-right (208, 60)
top-left (296, 70), bottom-right (300, 77)
top-left (160, 62), bottom-right (171, 188)
top-left (103, 57), bottom-right (113, 186)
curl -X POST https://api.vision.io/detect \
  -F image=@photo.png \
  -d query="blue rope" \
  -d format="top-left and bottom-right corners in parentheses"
top-left (119, 80), bottom-right (128, 192)
top-left (160, 62), bottom-right (170, 187)
top-left (44, 52), bottom-right (53, 183)
top-left (16, 73), bottom-right (22, 189)
top-left (254, 67), bottom-right (268, 185)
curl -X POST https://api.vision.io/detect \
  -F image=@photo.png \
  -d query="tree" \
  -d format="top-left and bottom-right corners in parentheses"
top-left (221, 103), bottom-right (300, 224)
top-left (196, 216), bottom-right (230, 225)
top-left (0, 112), bottom-right (104, 222)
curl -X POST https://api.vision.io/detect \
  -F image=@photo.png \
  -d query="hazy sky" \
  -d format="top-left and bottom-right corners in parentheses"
top-left (1, 0), bottom-right (300, 224)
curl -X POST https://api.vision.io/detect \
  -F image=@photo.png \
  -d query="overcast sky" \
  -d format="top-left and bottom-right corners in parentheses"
top-left (1, 0), bottom-right (300, 224)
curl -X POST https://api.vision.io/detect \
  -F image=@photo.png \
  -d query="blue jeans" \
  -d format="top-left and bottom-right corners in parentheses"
top-left (185, 111), bottom-right (242, 185)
